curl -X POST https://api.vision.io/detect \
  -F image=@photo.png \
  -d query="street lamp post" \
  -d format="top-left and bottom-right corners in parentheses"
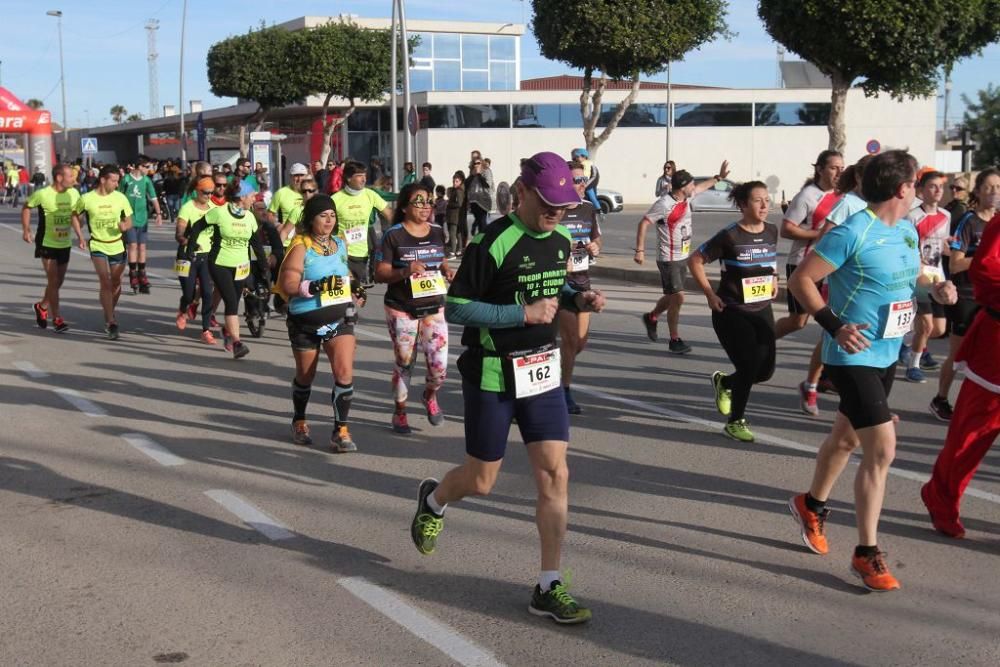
top-left (46, 10), bottom-right (67, 160)
top-left (179, 0), bottom-right (188, 166)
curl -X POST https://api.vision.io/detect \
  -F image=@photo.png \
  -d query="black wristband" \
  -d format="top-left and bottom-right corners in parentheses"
top-left (814, 306), bottom-right (844, 336)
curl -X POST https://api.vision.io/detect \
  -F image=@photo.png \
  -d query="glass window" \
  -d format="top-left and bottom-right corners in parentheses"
top-left (412, 32), bottom-right (432, 59)
top-left (433, 60), bottom-right (461, 91)
top-left (512, 104), bottom-right (584, 128)
top-left (461, 34), bottom-right (488, 69)
top-left (347, 109), bottom-right (381, 132)
top-left (599, 103), bottom-right (666, 127)
top-left (673, 103), bottom-right (752, 127)
top-left (489, 61), bottom-right (516, 91)
top-left (462, 70), bottom-right (489, 91)
top-left (426, 105), bottom-right (510, 129)
top-left (409, 68), bottom-right (433, 93)
top-left (433, 33), bottom-right (460, 59)
top-left (755, 102), bottom-right (831, 126)
top-left (489, 35), bottom-right (516, 61)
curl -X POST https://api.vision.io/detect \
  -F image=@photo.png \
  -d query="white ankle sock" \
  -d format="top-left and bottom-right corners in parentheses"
top-left (538, 570), bottom-right (560, 590)
top-left (910, 350), bottom-right (923, 368)
top-left (427, 491), bottom-right (446, 515)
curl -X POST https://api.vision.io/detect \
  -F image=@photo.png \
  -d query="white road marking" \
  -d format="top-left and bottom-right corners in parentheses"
top-left (52, 387), bottom-right (107, 417)
top-left (122, 433), bottom-right (185, 467)
top-left (0, 344), bottom-right (11, 354)
top-left (13, 360), bottom-right (49, 379)
top-left (575, 385), bottom-right (1000, 506)
top-left (355, 326), bottom-right (391, 342)
top-left (203, 489), bottom-right (295, 540)
top-left (338, 577), bottom-right (505, 667)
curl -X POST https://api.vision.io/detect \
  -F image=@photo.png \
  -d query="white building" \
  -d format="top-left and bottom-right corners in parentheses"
top-left (70, 16), bottom-right (937, 206)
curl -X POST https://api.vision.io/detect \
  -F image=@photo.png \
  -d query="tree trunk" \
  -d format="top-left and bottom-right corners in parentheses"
top-left (828, 71), bottom-right (850, 153)
top-left (588, 73), bottom-right (641, 159)
top-left (579, 68), bottom-right (596, 151)
top-left (239, 125), bottom-right (248, 158)
top-left (318, 95), bottom-right (357, 165)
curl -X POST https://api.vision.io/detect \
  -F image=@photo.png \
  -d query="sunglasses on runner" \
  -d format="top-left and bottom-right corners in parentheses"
top-left (572, 177), bottom-right (587, 184)
top-left (199, 189), bottom-right (213, 196)
top-left (214, 182), bottom-right (226, 188)
top-left (408, 197), bottom-right (431, 208)
top-left (951, 185), bottom-right (965, 192)
top-left (302, 188), bottom-right (317, 194)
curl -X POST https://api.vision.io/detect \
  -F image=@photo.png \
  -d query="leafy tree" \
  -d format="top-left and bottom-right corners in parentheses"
top-left (126, 113), bottom-right (143, 123)
top-left (25, 98), bottom-right (44, 110)
top-left (963, 84), bottom-right (1000, 169)
top-left (532, 0), bottom-right (728, 158)
top-left (110, 105), bottom-right (128, 124)
top-left (295, 22), bottom-right (400, 164)
top-left (207, 23), bottom-right (307, 153)
top-left (759, 0), bottom-right (1000, 152)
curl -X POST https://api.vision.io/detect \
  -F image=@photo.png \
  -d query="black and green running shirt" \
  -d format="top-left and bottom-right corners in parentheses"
top-left (446, 213), bottom-right (572, 392)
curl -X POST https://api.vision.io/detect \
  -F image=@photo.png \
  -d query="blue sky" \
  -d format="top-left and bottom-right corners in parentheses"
top-left (1, 0), bottom-right (995, 131)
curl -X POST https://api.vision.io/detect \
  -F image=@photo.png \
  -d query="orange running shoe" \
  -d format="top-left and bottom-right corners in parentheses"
top-left (788, 494), bottom-right (830, 555)
top-left (851, 550), bottom-right (901, 592)
top-left (175, 311), bottom-right (187, 331)
top-left (200, 330), bottom-right (217, 345)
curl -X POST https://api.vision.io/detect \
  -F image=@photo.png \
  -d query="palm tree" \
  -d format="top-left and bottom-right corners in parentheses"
top-left (126, 113), bottom-right (143, 122)
top-left (25, 99), bottom-right (44, 110)
top-left (110, 105), bottom-right (128, 124)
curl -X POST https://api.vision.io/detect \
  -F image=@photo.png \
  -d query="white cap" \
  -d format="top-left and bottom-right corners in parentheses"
top-left (290, 163), bottom-right (309, 175)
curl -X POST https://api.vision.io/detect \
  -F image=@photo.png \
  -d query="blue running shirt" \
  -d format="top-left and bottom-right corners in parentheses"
top-left (813, 208), bottom-right (921, 368)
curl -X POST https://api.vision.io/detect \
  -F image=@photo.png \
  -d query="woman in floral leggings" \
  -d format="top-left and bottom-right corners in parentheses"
top-left (375, 183), bottom-right (454, 434)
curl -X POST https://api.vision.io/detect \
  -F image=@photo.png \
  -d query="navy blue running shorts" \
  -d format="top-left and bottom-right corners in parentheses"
top-left (462, 380), bottom-right (570, 462)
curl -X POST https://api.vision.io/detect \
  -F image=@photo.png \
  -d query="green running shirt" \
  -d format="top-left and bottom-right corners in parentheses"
top-left (26, 186), bottom-right (81, 249)
top-left (75, 190), bottom-right (133, 255)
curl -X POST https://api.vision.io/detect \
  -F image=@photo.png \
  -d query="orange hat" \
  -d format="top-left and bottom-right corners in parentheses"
top-left (197, 177), bottom-right (214, 191)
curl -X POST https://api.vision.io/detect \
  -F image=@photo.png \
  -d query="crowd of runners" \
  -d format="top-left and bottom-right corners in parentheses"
top-left (17, 144), bottom-right (1000, 623)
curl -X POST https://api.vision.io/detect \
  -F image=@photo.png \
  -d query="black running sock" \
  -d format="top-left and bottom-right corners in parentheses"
top-left (138, 262), bottom-right (146, 273)
top-left (292, 380), bottom-right (311, 422)
top-left (804, 493), bottom-right (826, 514)
top-left (129, 262), bottom-right (137, 273)
top-left (333, 382), bottom-right (353, 427)
top-left (854, 544), bottom-right (878, 558)
top-left (721, 374), bottom-right (733, 391)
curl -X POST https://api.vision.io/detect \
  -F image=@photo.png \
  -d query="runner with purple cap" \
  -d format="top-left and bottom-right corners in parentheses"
top-left (410, 151), bottom-right (606, 625)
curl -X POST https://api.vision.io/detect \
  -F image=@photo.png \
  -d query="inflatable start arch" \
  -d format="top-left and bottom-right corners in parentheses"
top-left (0, 87), bottom-right (55, 177)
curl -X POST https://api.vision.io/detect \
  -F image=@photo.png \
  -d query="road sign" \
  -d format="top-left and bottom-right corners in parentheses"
top-left (81, 137), bottom-right (98, 154)
top-left (407, 105), bottom-right (419, 136)
top-left (865, 139), bottom-right (881, 155)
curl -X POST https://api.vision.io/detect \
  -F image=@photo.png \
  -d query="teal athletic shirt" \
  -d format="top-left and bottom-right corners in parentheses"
top-left (814, 208), bottom-right (921, 369)
top-left (446, 213), bottom-right (572, 392)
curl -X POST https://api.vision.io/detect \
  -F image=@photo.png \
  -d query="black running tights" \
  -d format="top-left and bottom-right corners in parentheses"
top-left (712, 304), bottom-right (776, 422)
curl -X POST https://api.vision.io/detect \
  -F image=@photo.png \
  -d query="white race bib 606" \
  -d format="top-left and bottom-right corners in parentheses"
top-left (320, 281), bottom-right (352, 306)
top-left (409, 271), bottom-right (447, 298)
top-left (512, 349), bottom-right (561, 399)
top-left (345, 226), bottom-right (366, 245)
top-left (883, 300), bottom-right (914, 339)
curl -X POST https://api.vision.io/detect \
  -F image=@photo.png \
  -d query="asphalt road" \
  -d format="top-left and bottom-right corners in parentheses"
top-left (1, 205), bottom-right (998, 666)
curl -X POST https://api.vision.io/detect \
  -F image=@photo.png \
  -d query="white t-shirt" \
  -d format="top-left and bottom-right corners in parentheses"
top-left (645, 194), bottom-right (693, 262)
top-left (785, 183), bottom-right (843, 266)
top-left (905, 205), bottom-right (951, 282)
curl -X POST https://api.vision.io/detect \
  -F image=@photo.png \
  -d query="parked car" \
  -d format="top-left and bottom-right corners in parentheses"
top-left (596, 187), bottom-right (623, 214)
top-left (688, 178), bottom-right (739, 212)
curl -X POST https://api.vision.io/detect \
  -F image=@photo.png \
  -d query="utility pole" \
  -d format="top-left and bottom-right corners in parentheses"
top-left (146, 19), bottom-right (160, 118)
top-left (942, 69), bottom-right (953, 139)
top-left (178, 0), bottom-right (188, 166)
top-left (46, 10), bottom-right (67, 160)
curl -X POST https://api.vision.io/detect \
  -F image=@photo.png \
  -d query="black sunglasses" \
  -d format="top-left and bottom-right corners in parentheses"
top-left (199, 190), bottom-right (213, 196)
top-left (302, 188), bottom-right (317, 194)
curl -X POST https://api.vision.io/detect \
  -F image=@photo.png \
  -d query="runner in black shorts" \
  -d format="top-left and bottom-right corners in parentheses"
top-left (689, 181), bottom-right (778, 443)
top-left (409, 152), bottom-right (605, 625)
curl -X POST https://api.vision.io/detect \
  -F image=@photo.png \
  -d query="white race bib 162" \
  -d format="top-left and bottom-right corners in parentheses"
top-left (512, 349), bottom-right (561, 399)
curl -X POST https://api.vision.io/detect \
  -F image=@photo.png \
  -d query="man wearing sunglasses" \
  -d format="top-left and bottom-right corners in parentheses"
top-left (945, 175), bottom-right (969, 226)
top-left (411, 151), bottom-right (606, 625)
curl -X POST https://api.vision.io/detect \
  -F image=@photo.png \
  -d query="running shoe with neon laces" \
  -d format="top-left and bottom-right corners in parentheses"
top-left (392, 412), bottom-right (412, 434)
top-left (799, 381), bottom-right (819, 416)
top-left (422, 393), bottom-right (444, 425)
top-left (200, 330), bottom-right (217, 345)
top-left (564, 387), bottom-right (582, 415)
top-left (175, 311), bottom-right (187, 331)
top-left (788, 494), bottom-right (830, 555)
top-left (668, 337), bottom-right (692, 355)
top-left (919, 351), bottom-right (940, 370)
top-left (920, 483), bottom-right (965, 538)
top-left (232, 341), bottom-right (249, 359)
top-left (291, 419), bottom-right (313, 446)
top-left (107, 323), bottom-right (120, 341)
top-left (331, 425), bottom-right (358, 453)
top-left (851, 550), bottom-right (901, 592)
top-left (529, 581), bottom-right (592, 625)
top-left (641, 312), bottom-right (658, 341)
top-left (723, 419), bottom-right (755, 443)
top-left (411, 478), bottom-right (444, 555)
top-left (711, 371), bottom-right (731, 416)
top-left (52, 317), bottom-right (69, 334)
top-left (905, 366), bottom-right (926, 383)
top-left (929, 395), bottom-right (953, 422)
top-left (33, 302), bottom-right (47, 328)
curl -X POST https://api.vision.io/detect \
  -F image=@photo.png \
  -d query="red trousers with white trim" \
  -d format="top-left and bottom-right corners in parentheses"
top-left (925, 379), bottom-right (1000, 519)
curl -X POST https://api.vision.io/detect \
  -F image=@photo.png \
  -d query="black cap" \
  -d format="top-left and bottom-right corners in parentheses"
top-left (302, 194), bottom-right (334, 226)
top-left (671, 170), bottom-right (693, 190)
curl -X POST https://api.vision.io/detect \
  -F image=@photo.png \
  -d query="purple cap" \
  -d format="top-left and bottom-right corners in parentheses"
top-left (520, 152), bottom-right (579, 207)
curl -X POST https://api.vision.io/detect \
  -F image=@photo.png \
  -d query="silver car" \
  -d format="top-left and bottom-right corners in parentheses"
top-left (688, 178), bottom-right (739, 212)
top-left (596, 187), bottom-right (624, 214)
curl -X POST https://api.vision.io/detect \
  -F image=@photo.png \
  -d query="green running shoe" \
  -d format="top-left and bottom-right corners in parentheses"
top-left (712, 371), bottom-right (732, 416)
top-left (529, 581), bottom-right (592, 625)
top-left (411, 478), bottom-right (444, 555)
top-left (724, 419), bottom-right (755, 443)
